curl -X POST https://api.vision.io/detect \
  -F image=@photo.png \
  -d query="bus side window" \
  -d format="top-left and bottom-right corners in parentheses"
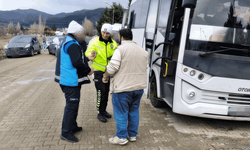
top-left (171, 7), bottom-right (184, 59)
top-left (128, 11), bottom-right (135, 29)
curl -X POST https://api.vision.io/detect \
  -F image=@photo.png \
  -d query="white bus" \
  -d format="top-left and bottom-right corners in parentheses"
top-left (124, 0), bottom-right (250, 121)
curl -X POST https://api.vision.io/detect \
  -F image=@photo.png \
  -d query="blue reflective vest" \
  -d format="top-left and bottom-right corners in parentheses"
top-left (55, 35), bottom-right (90, 86)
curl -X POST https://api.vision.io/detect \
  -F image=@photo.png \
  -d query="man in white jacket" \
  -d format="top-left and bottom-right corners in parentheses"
top-left (102, 29), bottom-right (148, 145)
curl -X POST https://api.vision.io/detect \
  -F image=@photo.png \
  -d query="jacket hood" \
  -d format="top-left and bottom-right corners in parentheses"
top-left (67, 20), bottom-right (84, 34)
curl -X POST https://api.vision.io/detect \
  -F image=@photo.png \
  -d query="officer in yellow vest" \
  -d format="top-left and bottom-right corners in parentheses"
top-left (85, 23), bottom-right (118, 123)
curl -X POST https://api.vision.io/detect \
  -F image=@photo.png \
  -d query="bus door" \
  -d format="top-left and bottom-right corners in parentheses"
top-left (158, 0), bottom-right (185, 107)
top-left (157, 0), bottom-right (179, 107)
top-left (147, 0), bottom-right (177, 107)
top-left (145, 0), bottom-right (160, 100)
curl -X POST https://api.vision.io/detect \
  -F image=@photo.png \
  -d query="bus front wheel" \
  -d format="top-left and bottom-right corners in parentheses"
top-left (149, 75), bottom-right (166, 108)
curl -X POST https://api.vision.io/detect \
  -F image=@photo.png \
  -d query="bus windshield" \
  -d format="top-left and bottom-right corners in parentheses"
top-left (184, 0), bottom-right (250, 80)
top-left (187, 0), bottom-right (250, 54)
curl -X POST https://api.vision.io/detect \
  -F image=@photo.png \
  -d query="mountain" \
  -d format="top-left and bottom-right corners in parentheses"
top-left (0, 8), bottom-right (105, 28)
top-left (46, 8), bottom-right (104, 28)
top-left (0, 9), bottom-right (51, 27)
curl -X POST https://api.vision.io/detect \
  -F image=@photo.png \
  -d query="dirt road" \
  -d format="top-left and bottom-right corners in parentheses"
top-left (0, 52), bottom-right (250, 150)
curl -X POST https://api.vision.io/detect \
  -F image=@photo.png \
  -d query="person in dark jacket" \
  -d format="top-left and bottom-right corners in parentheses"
top-left (54, 20), bottom-right (96, 143)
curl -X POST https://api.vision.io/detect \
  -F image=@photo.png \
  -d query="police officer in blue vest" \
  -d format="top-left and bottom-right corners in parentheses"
top-left (55, 20), bottom-right (96, 143)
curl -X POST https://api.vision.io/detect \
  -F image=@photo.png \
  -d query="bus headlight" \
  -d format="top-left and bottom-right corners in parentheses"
top-left (198, 73), bottom-right (204, 80)
top-left (182, 65), bottom-right (212, 83)
top-left (190, 70), bottom-right (196, 76)
top-left (182, 81), bottom-right (201, 103)
top-left (188, 91), bottom-right (196, 99)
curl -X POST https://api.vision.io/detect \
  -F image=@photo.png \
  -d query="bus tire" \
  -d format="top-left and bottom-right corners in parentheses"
top-left (149, 74), bottom-right (166, 108)
top-left (151, 97), bottom-right (166, 108)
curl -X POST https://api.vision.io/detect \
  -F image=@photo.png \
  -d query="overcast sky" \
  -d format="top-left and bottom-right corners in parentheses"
top-left (0, 0), bottom-right (128, 15)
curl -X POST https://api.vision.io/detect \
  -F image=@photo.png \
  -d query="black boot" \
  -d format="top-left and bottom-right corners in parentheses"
top-left (60, 132), bottom-right (79, 143)
top-left (103, 111), bottom-right (112, 118)
top-left (72, 126), bottom-right (82, 134)
top-left (97, 113), bottom-right (107, 123)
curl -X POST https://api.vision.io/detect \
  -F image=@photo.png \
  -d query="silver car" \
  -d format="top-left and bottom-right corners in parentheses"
top-left (48, 36), bottom-right (66, 57)
top-left (46, 36), bottom-right (55, 50)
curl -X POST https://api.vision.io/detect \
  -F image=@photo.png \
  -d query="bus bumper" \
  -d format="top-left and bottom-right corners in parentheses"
top-left (173, 80), bottom-right (250, 121)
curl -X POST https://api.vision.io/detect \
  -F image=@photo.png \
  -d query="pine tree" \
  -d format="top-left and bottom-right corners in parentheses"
top-left (126, 0), bottom-right (132, 24)
top-left (96, 3), bottom-right (124, 36)
top-left (96, 8), bottom-right (110, 36)
top-left (128, 0), bottom-right (132, 10)
top-left (51, 25), bottom-right (57, 31)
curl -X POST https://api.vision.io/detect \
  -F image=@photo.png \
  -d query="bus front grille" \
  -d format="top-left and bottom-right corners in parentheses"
top-left (228, 94), bottom-right (250, 105)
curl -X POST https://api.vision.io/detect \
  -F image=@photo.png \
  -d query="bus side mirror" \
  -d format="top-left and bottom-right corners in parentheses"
top-left (182, 0), bottom-right (197, 8)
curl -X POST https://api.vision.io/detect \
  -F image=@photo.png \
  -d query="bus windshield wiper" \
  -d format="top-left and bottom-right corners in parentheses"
top-left (199, 47), bottom-right (249, 57)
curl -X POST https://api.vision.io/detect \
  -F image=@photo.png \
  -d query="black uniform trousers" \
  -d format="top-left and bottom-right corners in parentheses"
top-left (60, 85), bottom-right (81, 133)
top-left (94, 71), bottom-right (110, 114)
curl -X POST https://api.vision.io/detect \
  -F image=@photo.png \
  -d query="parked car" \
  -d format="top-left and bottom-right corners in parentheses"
top-left (85, 36), bottom-right (95, 47)
top-left (112, 23), bottom-right (122, 45)
top-left (111, 30), bottom-right (120, 44)
top-left (4, 35), bottom-right (41, 58)
top-left (45, 36), bottom-right (55, 49)
top-left (48, 36), bottom-right (66, 56)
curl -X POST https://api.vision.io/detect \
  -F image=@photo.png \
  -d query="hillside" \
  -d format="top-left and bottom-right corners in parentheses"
top-left (46, 8), bottom-right (104, 28)
top-left (0, 8), bottom-right (105, 28)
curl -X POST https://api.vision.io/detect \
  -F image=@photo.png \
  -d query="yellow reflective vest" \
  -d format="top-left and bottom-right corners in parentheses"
top-left (85, 36), bottom-right (118, 72)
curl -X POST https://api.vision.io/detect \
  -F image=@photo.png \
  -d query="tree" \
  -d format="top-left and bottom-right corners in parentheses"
top-left (28, 15), bottom-right (46, 35)
top-left (0, 25), bottom-right (6, 36)
top-left (8, 22), bottom-right (15, 35)
top-left (16, 22), bottom-right (21, 33)
top-left (29, 22), bottom-right (38, 34)
top-left (44, 26), bottom-right (50, 32)
top-left (82, 17), bottom-right (94, 36)
top-left (96, 8), bottom-right (109, 36)
top-left (44, 26), bottom-right (54, 36)
top-left (223, 4), bottom-right (244, 45)
top-left (38, 14), bottom-right (46, 35)
top-left (128, 0), bottom-right (132, 11)
top-left (51, 25), bottom-right (57, 31)
top-left (126, 0), bottom-right (132, 24)
top-left (21, 25), bottom-right (24, 31)
top-left (96, 2), bottom-right (124, 35)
